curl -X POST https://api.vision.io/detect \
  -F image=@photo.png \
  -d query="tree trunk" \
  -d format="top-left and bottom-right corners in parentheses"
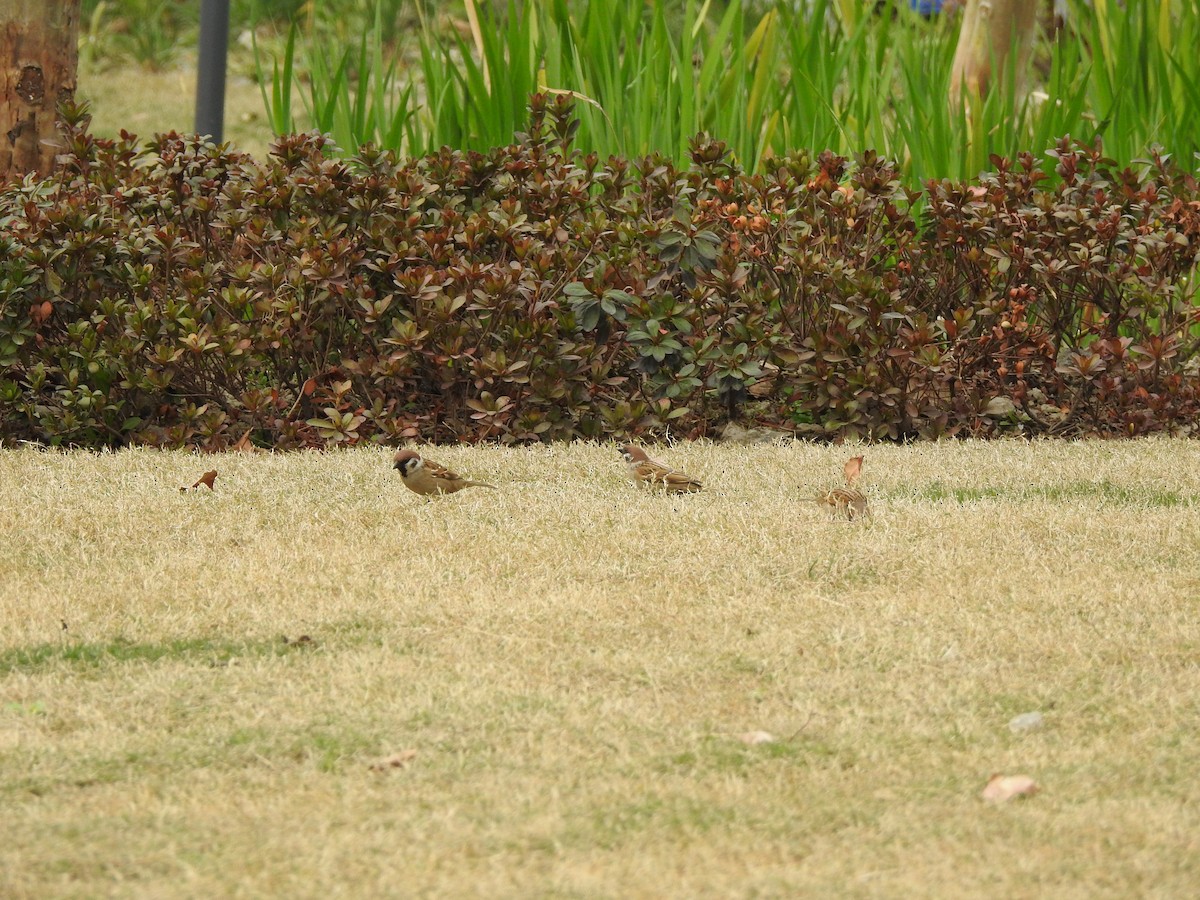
top-left (949, 0), bottom-right (1039, 105)
top-left (1, 0), bottom-right (81, 178)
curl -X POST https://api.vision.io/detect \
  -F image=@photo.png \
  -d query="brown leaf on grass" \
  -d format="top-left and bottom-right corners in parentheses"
top-left (231, 430), bottom-right (257, 453)
top-left (844, 455), bottom-right (864, 486)
top-left (369, 749), bottom-right (417, 772)
top-left (180, 470), bottom-right (218, 492)
top-left (981, 773), bottom-right (1039, 802)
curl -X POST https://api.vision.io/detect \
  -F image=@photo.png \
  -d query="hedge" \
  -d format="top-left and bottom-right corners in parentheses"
top-left (1, 95), bottom-right (1198, 448)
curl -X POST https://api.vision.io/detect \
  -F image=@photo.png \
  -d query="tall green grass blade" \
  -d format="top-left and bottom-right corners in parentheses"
top-left (256, 0), bottom-right (1200, 182)
top-left (678, 0), bottom-right (697, 163)
top-left (255, 23), bottom-right (296, 135)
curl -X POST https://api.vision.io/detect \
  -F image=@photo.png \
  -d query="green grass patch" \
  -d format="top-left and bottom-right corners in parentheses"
top-left (0, 635), bottom-right (314, 676)
top-left (916, 479), bottom-right (1192, 507)
top-left (663, 735), bottom-right (836, 777)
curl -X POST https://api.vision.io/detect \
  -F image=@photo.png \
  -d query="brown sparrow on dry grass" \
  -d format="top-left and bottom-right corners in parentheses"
top-left (393, 449), bottom-right (494, 497)
top-left (620, 444), bottom-right (703, 493)
top-left (813, 487), bottom-right (870, 521)
top-left (812, 454), bottom-right (870, 520)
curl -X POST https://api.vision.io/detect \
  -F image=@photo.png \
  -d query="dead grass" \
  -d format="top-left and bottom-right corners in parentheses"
top-left (2, 439), bottom-right (1199, 898)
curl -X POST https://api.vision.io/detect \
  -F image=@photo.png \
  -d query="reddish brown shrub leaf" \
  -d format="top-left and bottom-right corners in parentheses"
top-left (4, 104), bottom-right (1197, 449)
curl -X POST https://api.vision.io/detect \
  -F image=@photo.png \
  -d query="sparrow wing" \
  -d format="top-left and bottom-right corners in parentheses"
top-left (815, 488), bottom-right (869, 519)
top-left (813, 490), bottom-right (840, 509)
top-left (426, 459), bottom-right (493, 490)
top-left (424, 458), bottom-right (460, 482)
top-left (633, 459), bottom-right (702, 492)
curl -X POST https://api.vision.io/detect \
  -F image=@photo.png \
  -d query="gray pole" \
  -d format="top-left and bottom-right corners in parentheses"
top-left (195, 0), bottom-right (231, 141)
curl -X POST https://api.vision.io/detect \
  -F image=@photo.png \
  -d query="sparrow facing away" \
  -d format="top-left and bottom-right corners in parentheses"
top-left (620, 444), bottom-right (703, 493)
top-left (811, 454), bottom-right (870, 520)
top-left (813, 487), bottom-right (870, 521)
top-left (393, 449), bottom-right (495, 497)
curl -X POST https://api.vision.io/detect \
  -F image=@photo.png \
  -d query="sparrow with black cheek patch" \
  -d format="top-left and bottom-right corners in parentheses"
top-left (620, 444), bottom-right (703, 493)
top-left (392, 449), bottom-right (495, 497)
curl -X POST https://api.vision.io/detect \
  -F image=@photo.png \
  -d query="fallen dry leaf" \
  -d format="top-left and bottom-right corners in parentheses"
top-left (231, 430), bottom-right (256, 453)
top-left (981, 773), bottom-right (1039, 802)
top-left (844, 455), bottom-right (864, 486)
top-left (369, 749), bottom-right (418, 772)
top-left (180, 470), bottom-right (218, 492)
top-left (737, 731), bottom-right (776, 746)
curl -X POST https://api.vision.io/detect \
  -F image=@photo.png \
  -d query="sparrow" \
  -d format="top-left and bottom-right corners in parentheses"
top-left (811, 454), bottom-right (870, 520)
top-left (813, 487), bottom-right (870, 521)
top-left (392, 449), bottom-right (495, 496)
top-left (620, 444), bottom-right (702, 493)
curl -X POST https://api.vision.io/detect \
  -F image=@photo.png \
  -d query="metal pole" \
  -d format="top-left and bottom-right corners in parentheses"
top-left (195, 0), bottom-right (230, 141)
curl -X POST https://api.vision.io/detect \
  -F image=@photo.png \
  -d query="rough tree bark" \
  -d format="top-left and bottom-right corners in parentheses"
top-left (1, 0), bottom-right (81, 178)
top-left (949, 0), bottom-right (1040, 105)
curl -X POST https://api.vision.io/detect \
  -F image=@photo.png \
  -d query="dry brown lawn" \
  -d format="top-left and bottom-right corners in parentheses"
top-left (1, 440), bottom-right (1198, 898)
